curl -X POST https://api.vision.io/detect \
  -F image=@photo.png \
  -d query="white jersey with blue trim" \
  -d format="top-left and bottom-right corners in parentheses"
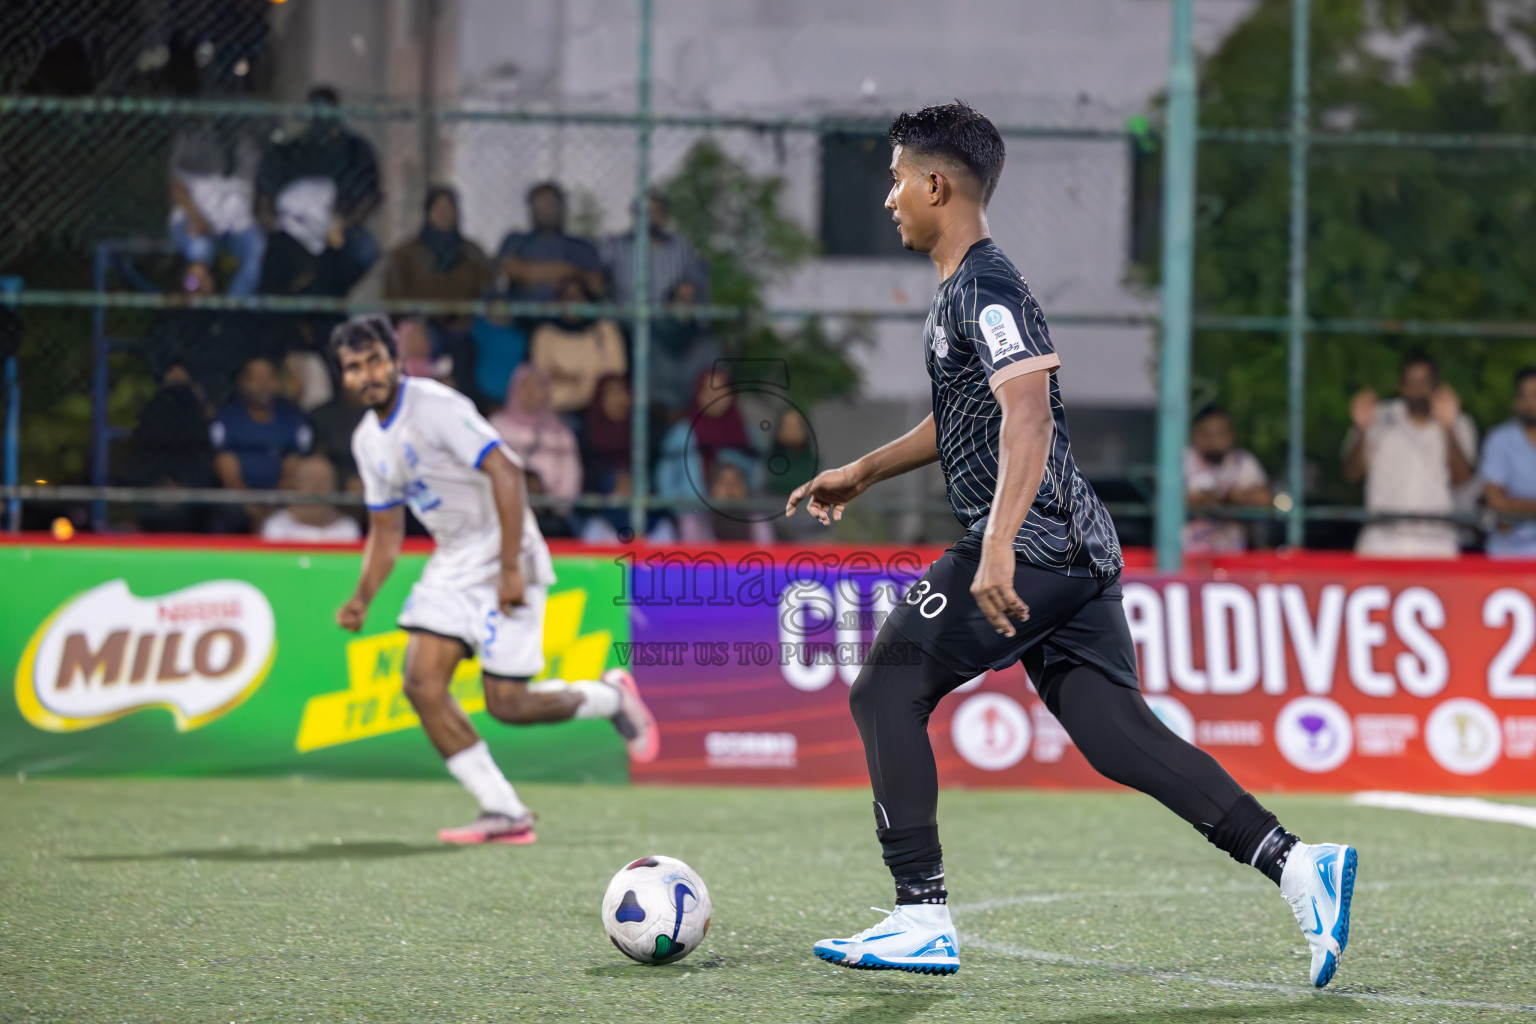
top-left (352, 376), bottom-right (555, 591)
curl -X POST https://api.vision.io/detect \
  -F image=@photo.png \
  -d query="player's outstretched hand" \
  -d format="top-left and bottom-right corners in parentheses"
top-left (785, 464), bottom-right (867, 525)
top-left (336, 596), bottom-right (368, 633)
top-left (971, 542), bottom-right (1029, 637)
top-left (498, 565), bottom-right (527, 613)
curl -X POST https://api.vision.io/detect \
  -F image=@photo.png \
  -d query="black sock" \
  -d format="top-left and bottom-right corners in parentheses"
top-left (875, 812), bottom-right (947, 905)
top-left (1200, 793), bottom-right (1298, 886)
top-left (894, 863), bottom-right (947, 905)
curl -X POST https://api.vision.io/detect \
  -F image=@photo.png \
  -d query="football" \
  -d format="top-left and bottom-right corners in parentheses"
top-left (601, 856), bottom-right (712, 965)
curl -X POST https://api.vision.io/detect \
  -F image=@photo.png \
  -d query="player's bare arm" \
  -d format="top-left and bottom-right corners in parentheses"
top-left (480, 447), bottom-right (528, 612)
top-left (337, 505), bottom-right (405, 632)
top-left (785, 414), bottom-right (938, 524)
top-left (972, 369), bottom-right (1052, 637)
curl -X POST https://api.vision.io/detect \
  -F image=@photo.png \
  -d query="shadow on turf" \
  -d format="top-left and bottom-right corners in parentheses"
top-left (1044, 1000), bottom-right (1360, 1024)
top-left (69, 841), bottom-right (464, 863)
top-left (820, 992), bottom-right (954, 1024)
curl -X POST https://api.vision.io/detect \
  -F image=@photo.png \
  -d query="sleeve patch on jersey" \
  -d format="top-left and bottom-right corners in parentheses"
top-left (978, 303), bottom-right (1027, 363)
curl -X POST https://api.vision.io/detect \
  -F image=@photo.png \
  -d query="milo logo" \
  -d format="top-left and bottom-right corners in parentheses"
top-left (15, 580), bottom-right (275, 732)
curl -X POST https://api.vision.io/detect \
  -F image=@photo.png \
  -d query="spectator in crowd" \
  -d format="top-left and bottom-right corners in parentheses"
top-left (529, 277), bottom-right (627, 418)
top-left (256, 86), bottom-right (380, 351)
top-left (688, 365), bottom-right (751, 480)
top-left (383, 186), bottom-right (490, 393)
top-left (684, 460), bottom-right (775, 544)
top-left (397, 316), bottom-right (455, 387)
top-left (140, 261), bottom-right (264, 407)
top-left (261, 454), bottom-right (362, 544)
top-left (282, 350), bottom-right (333, 412)
top-left (307, 384), bottom-right (367, 493)
top-left (168, 118), bottom-right (265, 296)
top-left (582, 374), bottom-right (634, 497)
top-left (490, 364), bottom-right (582, 502)
top-left (1343, 352), bottom-right (1476, 558)
top-left (600, 189), bottom-right (707, 306)
top-left (765, 408), bottom-right (817, 497)
top-left (1480, 366), bottom-right (1536, 557)
top-left (648, 280), bottom-right (722, 421)
top-left (122, 364), bottom-right (221, 533)
top-left (495, 182), bottom-right (605, 302)
top-left (212, 355), bottom-right (315, 530)
top-left (1183, 404), bottom-right (1270, 553)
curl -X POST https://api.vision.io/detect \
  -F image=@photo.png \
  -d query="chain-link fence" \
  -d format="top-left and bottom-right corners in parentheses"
top-left (4, 0), bottom-right (1536, 555)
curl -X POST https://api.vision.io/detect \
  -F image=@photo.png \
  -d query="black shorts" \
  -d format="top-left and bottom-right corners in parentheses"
top-left (882, 532), bottom-right (1141, 707)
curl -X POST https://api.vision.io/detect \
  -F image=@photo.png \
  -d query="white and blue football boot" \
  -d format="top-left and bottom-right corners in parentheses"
top-left (812, 904), bottom-right (959, 975)
top-left (1279, 841), bottom-right (1359, 988)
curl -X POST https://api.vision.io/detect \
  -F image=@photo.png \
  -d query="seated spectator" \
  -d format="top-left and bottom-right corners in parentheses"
top-left (123, 364), bottom-right (220, 533)
top-left (688, 365), bottom-right (751, 480)
top-left (282, 350), bottom-right (333, 412)
top-left (529, 277), bottom-right (627, 417)
top-left (261, 454), bottom-right (362, 544)
top-left (397, 316), bottom-right (455, 387)
top-left (648, 280), bottom-right (722, 420)
top-left (1343, 352), bottom-right (1476, 558)
top-left (496, 182), bottom-right (605, 302)
top-left (682, 460), bottom-right (774, 545)
top-left (256, 86), bottom-right (381, 349)
top-left (765, 408), bottom-right (816, 496)
top-left (212, 356), bottom-right (315, 531)
top-left (1183, 404), bottom-right (1269, 553)
top-left (1481, 366), bottom-right (1536, 557)
top-left (469, 314), bottom-right (528, 410)
top-left (168, 118), bottom-right (265, 297)
top-left (601, 189), bottom-right (708, 306)
top-left (140, 261), bottom-right (265, 407)
top-left (582, 374), bottom-right (633, 496)
top-left (384, 186), bottom-right (490, 304)
top-left (307, 386), bottom-right (367, 493)
top-left (490, 365), bottom-right (582, 501)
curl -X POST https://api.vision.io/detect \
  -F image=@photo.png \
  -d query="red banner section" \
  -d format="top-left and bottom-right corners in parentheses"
top-left (623, 547), bottom-right (1536, 792)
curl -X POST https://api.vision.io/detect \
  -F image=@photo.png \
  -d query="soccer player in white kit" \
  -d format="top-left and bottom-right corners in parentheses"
top-left (331, 315), bottom-right (657, 844)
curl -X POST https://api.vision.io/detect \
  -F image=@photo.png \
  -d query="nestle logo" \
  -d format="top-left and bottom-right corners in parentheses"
top-left (704, 731), bottom-right (797, 768)
top-left (157, 599), bottom-right (242, 624)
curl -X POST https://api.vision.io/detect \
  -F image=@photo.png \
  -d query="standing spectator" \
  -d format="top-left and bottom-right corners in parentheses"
top-left (168, 119), bottom-right (265, 296)
top-left (1481, 366), bottom-right (1536, 557)
top-left (490, 365), bottom-right (582, 501)
top-left (601, 190), bottom-right (707, 307)
top-left (383, 186), bottom-right (491, 305)
top-left (495, 182), bottom-right (605, 302)
top-left (529, 277), bottom-right (627, 417)
top-left (1183, 404), bottom-right (1270, 553)
top-left (256, 85), bottom-right (381, 339)
top-left (1343, 353), bottom-right (1476, 558)
top-left (212, 356), bottom-right (314, 531)
top-left (261, 454), bottom-right (361, 544)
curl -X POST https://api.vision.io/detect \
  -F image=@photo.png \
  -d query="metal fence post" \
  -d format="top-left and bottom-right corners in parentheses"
top-left (628, 0), bottom-right (654, 540)
top-left (1155, 0), bottom-right (1197, 572)
top-left (3, 356), bottom-right (17, 533)
top-left (1285, 0), bottom-right (1311, 548)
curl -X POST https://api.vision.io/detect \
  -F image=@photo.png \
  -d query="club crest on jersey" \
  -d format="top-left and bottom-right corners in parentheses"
top-left (979, 304), bottom-right (1026, 361)
top-left (931, 325), bottom-right (949, 359)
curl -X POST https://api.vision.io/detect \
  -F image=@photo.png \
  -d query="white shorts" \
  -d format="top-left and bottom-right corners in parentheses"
top-left (397, 579), bottom-right (546, 679)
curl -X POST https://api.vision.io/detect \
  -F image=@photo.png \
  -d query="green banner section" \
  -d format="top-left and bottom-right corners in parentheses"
top-left (0, 546), bottom-right (629, 781)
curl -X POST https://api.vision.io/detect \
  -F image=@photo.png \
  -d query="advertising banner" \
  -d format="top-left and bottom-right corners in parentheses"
top-left (5, 539), bottom-right (1535, 791)
top-left (0, 544), bottom-right (629, 781)
top-left (620, 548), bottom-right (1536, 792)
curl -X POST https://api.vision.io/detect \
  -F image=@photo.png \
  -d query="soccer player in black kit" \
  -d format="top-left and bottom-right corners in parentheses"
top-left (786, 102), bottom-right (1357, 985)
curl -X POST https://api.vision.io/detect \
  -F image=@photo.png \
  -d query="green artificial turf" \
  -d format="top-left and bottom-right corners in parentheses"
top-left (2, 779), bottom-right (1534, 1023)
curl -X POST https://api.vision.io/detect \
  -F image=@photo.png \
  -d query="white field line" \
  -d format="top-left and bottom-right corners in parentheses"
top-left (1353, 791), bottom-right (1536, 829)
top-left (965, 938), bottom-right (1536, 1015)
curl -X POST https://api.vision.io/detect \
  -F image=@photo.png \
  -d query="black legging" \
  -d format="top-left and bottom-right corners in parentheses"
top-left (849, 648), bottom-right (1269, 878)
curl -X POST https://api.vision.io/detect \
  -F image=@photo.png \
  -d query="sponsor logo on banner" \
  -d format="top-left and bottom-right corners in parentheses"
top-left (952, 692), bottom-right (1031, 770)
top-left (1145, 695), bottom-right (1196, 744)
top-left (15, 580), bottom-right (275, 732)
top-left (705, 732), bottom-right (797, 769)
top-left (1424, 698), bottom-right (1502, 775)
top-left (1274, 696), bottom-right (1353, 773)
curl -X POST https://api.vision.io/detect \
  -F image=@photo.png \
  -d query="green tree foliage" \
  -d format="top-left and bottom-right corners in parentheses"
top-left (662, 140), bottom-right (865, 406)
top-left (1190, 0), bottom-right (1536, 501)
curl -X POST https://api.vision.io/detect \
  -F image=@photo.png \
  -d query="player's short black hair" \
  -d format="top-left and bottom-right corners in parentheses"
top-left (888, 101), bottom-right (1006, 204)
top-left (1400, 350), bottom-right (1440, 381)
top-left (1192, 402), bottom-right (1229, 426)
top-left (330, 314), bottom-right (398, 361)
